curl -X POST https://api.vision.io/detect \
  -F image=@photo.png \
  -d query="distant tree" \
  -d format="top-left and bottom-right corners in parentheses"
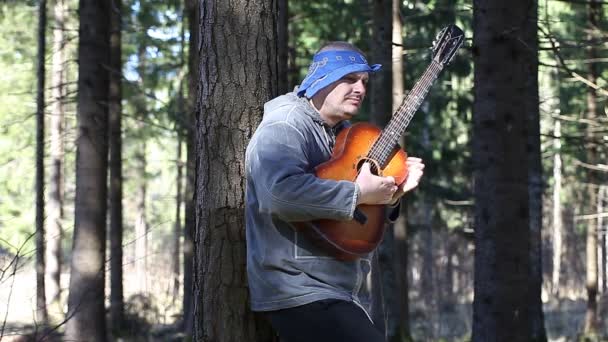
top-left (472, 0), bottom-right (540, 340)
top-left (193, 0), bottom-right (277, 340)
top-left (65, 0), bottom-right (110, 340)
top-left (47, 0), bottom-right (67, 321)
top-left (391, 0), bottom-right (413, 339)
top-left (583, 0), bottom-right (601, 336)
top-left (108, 0), bottom-right (125, 336)
top-left (35, 0), bottom-right (49, 327)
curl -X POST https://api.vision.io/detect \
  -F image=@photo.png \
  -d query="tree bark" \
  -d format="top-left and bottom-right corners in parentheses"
top-left (65, 0), bottom-right (110, 340)
top-left (472, 0), bottom-right (538, 340)
top-left (109, 0), bottom-right (125, 336)
top-left (277, 0), bottom-right (288, 95)
top-left (47, 0), bottom-right (66, 321)
top-left (194, 0), bottom-right (277, 340)
top-left (525, 3), bottom-right (547, 337)
top-left (35, 0), bottom-right (49, 327)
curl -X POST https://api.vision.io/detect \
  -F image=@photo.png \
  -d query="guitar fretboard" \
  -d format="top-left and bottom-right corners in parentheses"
top-left (368, 60), bottom-right (443, 168)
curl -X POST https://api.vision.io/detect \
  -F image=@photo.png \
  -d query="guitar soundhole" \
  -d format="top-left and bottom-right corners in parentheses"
top-left (356, 158), bottom-right (381, 176)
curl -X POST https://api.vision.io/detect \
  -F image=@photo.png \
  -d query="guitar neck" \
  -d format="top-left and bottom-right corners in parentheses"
top-left (368, 60), bottom-right (443, 167)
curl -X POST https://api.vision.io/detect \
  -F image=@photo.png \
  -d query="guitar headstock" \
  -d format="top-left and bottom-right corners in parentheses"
top-left (431, 25), bottom-right (465, 66)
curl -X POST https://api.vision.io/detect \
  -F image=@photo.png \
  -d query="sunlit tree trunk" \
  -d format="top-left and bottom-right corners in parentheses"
top-left (47, 0), bottom-right (66, 321)
top-left (472, 0), bottom-right (538, 340)
top-left (108, 0), bottom-right (125, 336)
top-left (583, 0), bottom-right (601, 335)
top-left (35, 0), bottom-right (49, 327)
top-left (552, 120), bottom-right (563, 296)
top-left (65, 0), bottom-right (110, 340)
top-left (173, 134), bottom-right (183, 301)
top-left (194, 0), bottom-right (277, 340)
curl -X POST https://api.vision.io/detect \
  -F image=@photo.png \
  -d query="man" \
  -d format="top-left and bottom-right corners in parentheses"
top-left (245, 41), bottom-right (424, 341)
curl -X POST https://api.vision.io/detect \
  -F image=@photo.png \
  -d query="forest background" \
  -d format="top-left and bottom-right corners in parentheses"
top-left (0, 0), bottom-right (607, 341)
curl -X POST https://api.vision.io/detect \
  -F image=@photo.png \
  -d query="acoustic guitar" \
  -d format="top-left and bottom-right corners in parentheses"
top-left (296, 25), bottom-right (465, 260)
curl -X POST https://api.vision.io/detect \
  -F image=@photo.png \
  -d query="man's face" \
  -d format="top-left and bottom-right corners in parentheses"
top-left (312, 72), bottom-right (369, 126)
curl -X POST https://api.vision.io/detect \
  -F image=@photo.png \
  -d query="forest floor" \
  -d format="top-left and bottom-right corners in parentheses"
top-left (2, 262), bottom-right (607, 341)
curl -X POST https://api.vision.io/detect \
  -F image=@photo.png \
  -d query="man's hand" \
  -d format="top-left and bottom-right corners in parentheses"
top-left (389, 157), bottom-right (425, 205)
top-left (355, 162), bottom-right (398, 205)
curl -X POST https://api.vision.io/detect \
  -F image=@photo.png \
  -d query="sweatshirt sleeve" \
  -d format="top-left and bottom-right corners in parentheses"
top-left (247, 121), bottom-right (358, 222)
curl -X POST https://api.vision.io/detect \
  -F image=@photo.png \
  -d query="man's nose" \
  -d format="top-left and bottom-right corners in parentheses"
top-left (353, 80), bottom-right (366, 94)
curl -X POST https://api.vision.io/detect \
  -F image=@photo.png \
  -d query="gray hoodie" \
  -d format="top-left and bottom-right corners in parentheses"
top-left (245, 91), bottom-right (372, 313)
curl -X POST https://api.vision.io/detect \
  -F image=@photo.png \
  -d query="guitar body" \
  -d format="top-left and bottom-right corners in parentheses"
top-left (308, 122), bottom-right (408, 259)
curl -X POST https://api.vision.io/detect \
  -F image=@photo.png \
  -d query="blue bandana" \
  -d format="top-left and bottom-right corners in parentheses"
top-left (297, 50), bottom-right (382, 98)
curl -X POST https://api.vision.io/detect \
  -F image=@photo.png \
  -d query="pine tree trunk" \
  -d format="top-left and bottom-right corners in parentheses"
top-left (135, 44), bottom-right (149, 293)
top-left (47, 0), bottom-right (66, 321)
top-left (183, 0), bottom-right (198, 335)
top-left (194, 1), bottom-right (277, 340)
top-left (277, 0), bottom-right (288, 95)
top-left (525, 3), bottom-right (546, 337)
top-left (583, 2), bottom-right (600, 335)
top-left (65, 1), bottom-right (110, 340)
top-left (35, 0), bottom-right (49, 327)
top-left (368, 0), bottom-right (393, 337)
top-left (109, 0), bottom-right (125, 336)
top-left (173, 134), bottom-right (183, 301)
top-left (391, 1), bottom-right (412, 339)
top-left (552, 120), bottom-right (563, 296)
top-left (472, 0), bottom-right (537, 340)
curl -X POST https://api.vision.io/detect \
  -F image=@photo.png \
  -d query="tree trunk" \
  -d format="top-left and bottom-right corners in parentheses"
top-left (65, 0), bottom-right (110, 340)
top-left (472, 0), bottom-right (537, 340)
top-left (134, 44), bottom-right (149, 294)
top-left (47, 0), bottom-right (66, 321)
top-left (525, 5), bottom-right (546, 337)
top-left (173, 134), bottom-right (183, 302)
top-left (35, 0), bottom-right (49, 327)
top-left (552, 120), bottom-right (563, 296)
top-left (109, 0), bottom-right (125, 336)
top-left (583, 1), bottom-right (600, 335)
top-left (368, 0), bottom-right (393, 337)
top-left (183, 0), bottom-right (198, 335)
top-left (391, 2), bottom-right (412, 340)
top-left (277, 0), bottom-right (288, 95)
top-left (194, 1), bottom-right (277, 340)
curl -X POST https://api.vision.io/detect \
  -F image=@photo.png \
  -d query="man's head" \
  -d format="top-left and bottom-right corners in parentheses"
top-left (298, 42), bottom-right (381, 126)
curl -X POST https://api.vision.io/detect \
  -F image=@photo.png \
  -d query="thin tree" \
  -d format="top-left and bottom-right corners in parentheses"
top-left (183, 0), bottom-right (197, 335)
top-left (391, 0), bottom-right (413, 339)
top-left (472, 0), bottom-right (539, 340)
top-left (47, 0), bottom-right (67, 321)
top-left (583, 0), bottom-right (601, 335)
top-left (35, 0), bottom-right (49, 327)
top-left (369, 0), bottom-right (394, 337)
top-left (194, 0), bottom-right (277, 340)
top-left (65, 0), bottom-right (110, 340)
top-left (108, 0), bottom-right (125, 336)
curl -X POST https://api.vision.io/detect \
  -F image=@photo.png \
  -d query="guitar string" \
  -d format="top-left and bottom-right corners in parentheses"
top-left (370, 62), bottom-right (440, 162)
top-left (367, 62), bottom-right (441, 167)
top-left (377, 62), bottom-right (441, 162)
